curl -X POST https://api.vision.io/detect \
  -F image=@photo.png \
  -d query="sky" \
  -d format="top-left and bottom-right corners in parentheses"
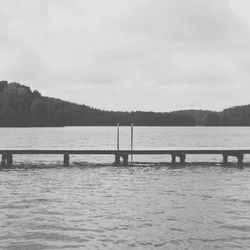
top-left (1, 0), bottom-right (250, 112)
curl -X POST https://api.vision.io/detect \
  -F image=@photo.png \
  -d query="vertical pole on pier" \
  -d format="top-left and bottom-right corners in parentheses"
top-left (117, 123), bottom-right (120, 152)
top-left (131, 123), bottom-right (133, 165)
top-left (115, 123), bottom-right (120, 166)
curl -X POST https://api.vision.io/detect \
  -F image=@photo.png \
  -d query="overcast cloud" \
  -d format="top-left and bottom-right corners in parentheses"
top-left (1, 0), bottom-right (250, 111)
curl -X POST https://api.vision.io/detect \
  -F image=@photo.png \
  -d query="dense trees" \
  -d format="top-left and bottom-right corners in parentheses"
top-left (0, 81), bottom-right (196, 127)
top-left (1, 81), bottom-right (250, 127)
top-left (171, 110), bottom-right (219, 126)
top-left (204, 113), bottom-right (221, 126)
top-left (0, 81), bottom-right (33, 126)
top-left (221, 105), bottom-right (250, 126)
top-left (177, 106), bottom-right (250, 126)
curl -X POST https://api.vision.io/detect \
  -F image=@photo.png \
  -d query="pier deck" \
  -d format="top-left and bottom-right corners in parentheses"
top-left (1, 148), bottom-right (250, 166)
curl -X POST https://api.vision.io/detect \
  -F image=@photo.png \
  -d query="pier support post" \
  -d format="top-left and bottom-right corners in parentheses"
top-left (115, 154), bottom-right (120, 166)
top-left (1, 153), bottom-right (7, 166)
top-left (223, 154), bottom-right (228, 165)
top-left (115, 153), bottom-right (129, 166)
top-left (122, 154), bottom-right (128, 166)
top-left (63, 153), bottom-right (70, 166)
top-left (180, 153), bottom-right (186, 164)
top-left (171, 154), bottom-right (176, 164)
top-left (237, 153), bottom-right (244, 166)
top-left (6, 153), bottom-right (13, 166)
top-left (171, 153), bottom-right (185, 164)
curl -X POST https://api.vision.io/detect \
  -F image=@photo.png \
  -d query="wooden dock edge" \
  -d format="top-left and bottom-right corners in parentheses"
top-left (0, 149), bottom-right (249, 167)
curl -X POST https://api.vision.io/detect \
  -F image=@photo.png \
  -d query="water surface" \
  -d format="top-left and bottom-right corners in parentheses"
top-left (0, 127), bottom-right (250, 249)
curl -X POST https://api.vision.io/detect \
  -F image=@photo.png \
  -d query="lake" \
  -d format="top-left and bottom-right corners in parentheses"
top-left (0, 127), bottom-right (250, 249)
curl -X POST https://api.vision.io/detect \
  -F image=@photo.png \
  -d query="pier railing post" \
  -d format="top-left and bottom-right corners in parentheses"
top-left (63, 153), bottom-right (70, 166)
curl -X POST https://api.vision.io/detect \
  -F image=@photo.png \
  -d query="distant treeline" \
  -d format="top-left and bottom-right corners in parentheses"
top-left (172, 106), bottom-right (250, 126)
top-left (0, 81), bottom-right (250, 127)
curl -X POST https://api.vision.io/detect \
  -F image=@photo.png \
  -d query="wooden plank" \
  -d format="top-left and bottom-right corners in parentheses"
top-left (0, 150), bottom-right (117, 154)
top-left (1, 149), bottom-right (250, 155)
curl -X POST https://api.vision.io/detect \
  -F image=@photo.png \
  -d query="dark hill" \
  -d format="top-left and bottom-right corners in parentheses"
top-left (1, 81), bottom-right (250, 127)
top-left (0, 81), bottom-right (196, 127)
top-left (221, 105), bottom-right (250, 126)
top-left (170, 110), bottom-right (219, 126)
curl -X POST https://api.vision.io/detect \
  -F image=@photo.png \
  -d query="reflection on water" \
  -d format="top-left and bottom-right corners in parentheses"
top-left (0, 127), bottom-right (250, 249)
top-left (0, 165), bottom-right (250, 249)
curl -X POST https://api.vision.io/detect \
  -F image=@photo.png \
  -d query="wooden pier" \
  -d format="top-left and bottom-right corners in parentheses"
top-left (1, 149), bottom-right (250, 167)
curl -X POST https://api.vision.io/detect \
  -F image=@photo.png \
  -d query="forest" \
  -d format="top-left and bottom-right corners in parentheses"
top-left (0, 81), bottom-right (250, 127)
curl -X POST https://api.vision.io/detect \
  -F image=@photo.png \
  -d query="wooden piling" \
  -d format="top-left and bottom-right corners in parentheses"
top-left (223, 154), bottom-right (228, 165)
top-left (115, 154), bottom-right (120, 165)
top-left (6, 153), bottom-right (13, 166)
top-left (122, 154), bottom-right (128, 166)
top-left (1, 153), bottom-right (7, 166)
top-left (171, 154), bottom-right (176, 164)
top-left (63, 153), bottom-right (70, 166)
top-left (237, 153), bottom-right (244, 166)
top-left (180, 153), bottom-right (186, 164)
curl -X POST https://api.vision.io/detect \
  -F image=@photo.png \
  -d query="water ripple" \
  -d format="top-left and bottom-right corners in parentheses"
top-left (1, 166), bottom-right (250, 249)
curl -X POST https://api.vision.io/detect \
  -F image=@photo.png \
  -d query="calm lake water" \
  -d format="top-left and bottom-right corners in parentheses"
top-left (0, 127), bottom-right (250, 249)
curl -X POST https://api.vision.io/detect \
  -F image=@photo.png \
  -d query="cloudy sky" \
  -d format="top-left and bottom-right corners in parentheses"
top-left (1, 0), bottom-right (250, 111)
